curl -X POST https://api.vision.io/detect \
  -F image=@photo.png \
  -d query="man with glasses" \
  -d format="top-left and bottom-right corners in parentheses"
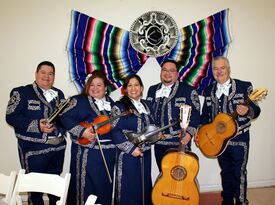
top-left (147, 59), bottom-right (200, 171)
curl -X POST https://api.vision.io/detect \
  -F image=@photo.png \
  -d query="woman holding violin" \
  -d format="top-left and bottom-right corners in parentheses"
top-left (60, 70), bottom-right (116, 205)
top-left (111, 74), bottom-right (154, 205)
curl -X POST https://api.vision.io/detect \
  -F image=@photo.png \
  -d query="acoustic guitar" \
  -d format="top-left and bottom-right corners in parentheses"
top-left (197, 88), bottom-right (268, 158)
top-left (152, 104), bottom-right (200, 205)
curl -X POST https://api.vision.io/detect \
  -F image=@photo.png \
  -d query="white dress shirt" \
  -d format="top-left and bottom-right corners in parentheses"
top-left (131, 98), bottom-right (148, 114)
top-left (155, 84), bottom-right (173, 98)
top-left (216, 79), bottom-right (231, 99)
top-left (94, 97), bottom-right (111, 111)
top-left (43, 89), bottom-right (58, 102)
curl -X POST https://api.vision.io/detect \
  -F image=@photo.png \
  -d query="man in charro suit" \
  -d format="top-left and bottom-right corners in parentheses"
top-left (199, 56), bottom-right (261, 205)
top-left (6, 61), bottom-right (66, 205)
top-left (146, 59), bottom-right (201, 171)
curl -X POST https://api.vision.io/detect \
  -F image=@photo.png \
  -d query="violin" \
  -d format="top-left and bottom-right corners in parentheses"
top-left (125, 120), bottom-right (179, 146)
top-left (78, 110), bottom-right (131, 145)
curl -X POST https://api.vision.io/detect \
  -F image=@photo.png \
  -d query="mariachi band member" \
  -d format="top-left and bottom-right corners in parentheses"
top-left (60, 70), bottom-right (116, 205)
top-left (146, 59), bottom-right (201, 171)
top-left (111, 74), bottom-right (154, 205)
top-left (6, 61), bottom-right (66, 205)
top-left (199, 56), bottom-right (261, 205)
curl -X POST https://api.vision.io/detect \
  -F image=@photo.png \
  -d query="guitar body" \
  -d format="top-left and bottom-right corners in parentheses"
top-left (152, 150), bottom-right (199, 205)
top-left (197, 112), bottom-right (238, 157)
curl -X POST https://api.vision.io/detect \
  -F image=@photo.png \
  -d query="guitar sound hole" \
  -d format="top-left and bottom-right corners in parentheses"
top-left (216, 122), bottom-right (226, 134)
top-left (171, 166), bottom-right (186, 181)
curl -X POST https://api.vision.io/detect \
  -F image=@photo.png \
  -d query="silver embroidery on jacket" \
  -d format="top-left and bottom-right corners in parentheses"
top-left (111, 105), bottom-right (121, 128)
top-left (117, 141), bottom-right (135, 154)
top-left (27, 100), bottom-right (41, 111)
top-left (26, 120), bottom-right (40, 133)
top-left (70, 125), bottom-right (84, 137)
top-left (191, 90), bottom-right (200, 111)
top-left (16, 133), bottom-right (48, 143)
top-left (6, 91), bottom-right (20, 115)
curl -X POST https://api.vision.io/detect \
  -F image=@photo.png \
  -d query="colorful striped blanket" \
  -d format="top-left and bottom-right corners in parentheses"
top-left (67, 9), bottom-right (231, 94)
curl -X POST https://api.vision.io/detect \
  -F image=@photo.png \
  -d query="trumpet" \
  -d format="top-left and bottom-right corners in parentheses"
top-left (46, 98), bottom-right (70, 124)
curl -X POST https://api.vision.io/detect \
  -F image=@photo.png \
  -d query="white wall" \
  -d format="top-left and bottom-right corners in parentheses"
top-left (1, 0), bottom-right (274, 192)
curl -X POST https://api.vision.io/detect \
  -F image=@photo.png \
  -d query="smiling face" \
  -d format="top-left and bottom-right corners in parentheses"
top-left (126, 77), bottom-right (144, 101)
top-left (212, 58), bottom-right (231, 84)
top-left (88, 77), bottom-right (107, 99)
top-left (35, 65), bottom-right (55, 90)
top-left (160, 61), bottom-right (179, 86)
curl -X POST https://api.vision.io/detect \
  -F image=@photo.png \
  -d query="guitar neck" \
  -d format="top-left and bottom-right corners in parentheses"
top-left (178, 129), bottom-right (186, 152)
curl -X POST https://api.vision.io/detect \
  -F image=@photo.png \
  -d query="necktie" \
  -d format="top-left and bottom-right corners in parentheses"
top-left (95, 99), bottom-right (111, 111)
top-left (155, 85), bottom-right (171, 98)
top-left (43, 89), bottom-right (58, 102)
top-left (216, 83), bottom-right (231, 99)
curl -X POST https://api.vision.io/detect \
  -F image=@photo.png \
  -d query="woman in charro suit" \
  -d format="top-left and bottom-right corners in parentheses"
top-left (60, 70), bottom-right (116, 205)
top-left (111, 74), bottom-right (154, 205)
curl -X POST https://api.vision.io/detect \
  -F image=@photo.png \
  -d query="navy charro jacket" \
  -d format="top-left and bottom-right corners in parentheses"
top-left (6, 82), bottom-right (66, 144)
top-left (147, 80), bottom-right (200, 146)
top-left (60, 94), bottom-right (115, 148)
top-left (200, 78), bottom-right (261, 142)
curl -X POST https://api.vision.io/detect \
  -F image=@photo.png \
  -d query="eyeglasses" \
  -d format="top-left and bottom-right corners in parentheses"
top-left (161, 69), bottom-right (178, 73)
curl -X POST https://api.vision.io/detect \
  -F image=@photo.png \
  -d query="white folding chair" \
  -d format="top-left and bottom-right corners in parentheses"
top-left (9, 169), bottom-right (71, 205)
top-left (84, 194), bottom-right (97, 205)
top-left (84, 194), bottom-right (102, 205)
top-left (0, 171), bottom-right (16, 204)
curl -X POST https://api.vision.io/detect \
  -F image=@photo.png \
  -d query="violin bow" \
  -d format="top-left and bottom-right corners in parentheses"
top-left (95, 132), bottom-right (113, 183)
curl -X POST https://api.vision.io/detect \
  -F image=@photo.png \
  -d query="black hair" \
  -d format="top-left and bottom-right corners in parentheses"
top-left (122, 74), bottom-right (144, 90)
top-left (36, 61), bottom-right (55, 73)
top-left (120, 74), bottom-right (144, 111)
top-left (160, 59), bottom-right (180, 72)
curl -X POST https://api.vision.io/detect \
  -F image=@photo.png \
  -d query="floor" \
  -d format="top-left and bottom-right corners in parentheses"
top-left (200, 186), bottom-right (275, 205)
top-left (22, 186), bottom-right (275, 204)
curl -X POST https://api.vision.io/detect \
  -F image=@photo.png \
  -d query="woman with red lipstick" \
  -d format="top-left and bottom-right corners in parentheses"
top-left (61, 70), bottom-right (116, 205)
top-left (111, 74), bottom-right (154, 205)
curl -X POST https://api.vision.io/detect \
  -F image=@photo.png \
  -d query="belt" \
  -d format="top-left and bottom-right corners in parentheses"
top-left (45, 136), bottom-right (65, 145)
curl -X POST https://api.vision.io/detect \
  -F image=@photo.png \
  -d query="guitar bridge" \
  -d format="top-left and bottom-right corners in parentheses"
top-left (161, 192), bottom-right (190, 200)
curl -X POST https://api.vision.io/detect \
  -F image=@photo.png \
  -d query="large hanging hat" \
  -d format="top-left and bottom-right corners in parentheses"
top-left (130, 11), bottom-right (178, 57)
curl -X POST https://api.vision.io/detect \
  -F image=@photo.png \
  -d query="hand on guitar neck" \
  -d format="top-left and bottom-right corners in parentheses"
top-left (236, 103), bottom-right (249, 116)
top-left (180, 132), bottom-right (192, 146)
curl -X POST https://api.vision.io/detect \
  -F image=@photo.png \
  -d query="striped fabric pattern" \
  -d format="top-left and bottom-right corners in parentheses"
top-left (67, 9), bottom-right (231, 94)
top-left (156, 9), bottom-right (231, 94)
top-left (67, 10), bottom-right (148, 92)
